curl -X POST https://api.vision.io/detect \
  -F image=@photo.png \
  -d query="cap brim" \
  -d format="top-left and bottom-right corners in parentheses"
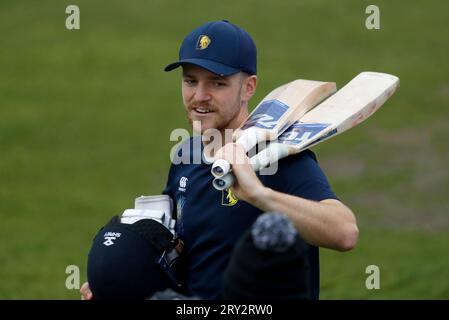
top-left (164, 58), bottom-right (240, 76)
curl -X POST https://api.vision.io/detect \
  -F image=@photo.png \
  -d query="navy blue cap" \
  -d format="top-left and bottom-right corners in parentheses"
top-left (164, 20), bottom-right (257, 76)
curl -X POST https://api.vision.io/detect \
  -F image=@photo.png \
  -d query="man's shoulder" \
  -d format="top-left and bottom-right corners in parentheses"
top-left (259, 149), bottom-right (326, 188)
top-left (279, 149), bottom-right (319, 169)
top-left (263, 149), bottom-right (337, 201)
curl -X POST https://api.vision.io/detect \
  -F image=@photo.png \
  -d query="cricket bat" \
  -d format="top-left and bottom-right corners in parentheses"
top-left (212, 71), bottom-right (400, 191)
top-left (210, 79), bottom-right (337, 177)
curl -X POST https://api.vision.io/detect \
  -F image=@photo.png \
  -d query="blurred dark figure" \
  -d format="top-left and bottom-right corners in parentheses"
top-left (223, 212), bottom-right (311, 300)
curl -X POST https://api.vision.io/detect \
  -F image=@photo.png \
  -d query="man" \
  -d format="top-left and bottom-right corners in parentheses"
top-left (81, 20), bottom-right (358, 300)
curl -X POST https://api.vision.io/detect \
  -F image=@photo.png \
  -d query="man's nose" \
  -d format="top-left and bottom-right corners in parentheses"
top-left (194, 83), bottom-right (211, 101)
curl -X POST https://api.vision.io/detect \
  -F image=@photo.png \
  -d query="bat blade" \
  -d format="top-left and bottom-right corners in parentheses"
top-left (211, 79), bottom-right (337, 177)
top-left (212, 71), bottom-right (400, 190)
top-left (276, 71), bottom-right (399, 151)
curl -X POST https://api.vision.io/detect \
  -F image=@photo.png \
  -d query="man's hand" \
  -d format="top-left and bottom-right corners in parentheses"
top-left (80, 282), bottom-right (93, 300)
top-left (215, 144), bottom-right (359, 251)
top-left (215, 143), bottom-right (267, 205)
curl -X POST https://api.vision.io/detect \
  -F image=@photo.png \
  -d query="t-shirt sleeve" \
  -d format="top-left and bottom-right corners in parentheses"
top-left (262, 150), bottom-right (338, 202)
top-left (161, 163), bottom-right (175, 198)
top-left (161, 137), bottom-right (188, 197)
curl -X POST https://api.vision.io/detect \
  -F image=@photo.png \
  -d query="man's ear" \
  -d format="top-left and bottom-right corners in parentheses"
top-left (241, 74), bottom-right (257, 102)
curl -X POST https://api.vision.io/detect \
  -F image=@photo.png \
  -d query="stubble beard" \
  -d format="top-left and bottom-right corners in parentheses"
top-left (188, 86), bottom-right (244, 136)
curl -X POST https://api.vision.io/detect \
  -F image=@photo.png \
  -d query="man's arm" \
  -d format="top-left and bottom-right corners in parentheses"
top-left (217, 143), bottom-right (359, 252)
top-left (252, 190), bottom-right (358, 251)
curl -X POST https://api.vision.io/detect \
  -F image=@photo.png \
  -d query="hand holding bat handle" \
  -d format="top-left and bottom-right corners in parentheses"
top-left (211, 128), bottom-right (265, 178)
top-left (212, 72), bottom-right (400, 191)
top-left (210, 80), bottom-right (337, 178)
top-left (212, 143), bottom-right (291, 190)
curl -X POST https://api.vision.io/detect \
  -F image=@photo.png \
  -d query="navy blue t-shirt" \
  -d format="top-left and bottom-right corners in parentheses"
top-left (162, 137), bottom-right (337, 299)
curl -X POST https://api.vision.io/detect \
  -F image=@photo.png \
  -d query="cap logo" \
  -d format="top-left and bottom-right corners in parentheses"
top-left (196, 35), bottom-right (211, 50)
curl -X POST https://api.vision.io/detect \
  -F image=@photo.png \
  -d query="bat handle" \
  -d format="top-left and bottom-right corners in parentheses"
top-left (212, 173), bottom-right (235, 191)
top-left (211, 128), bottom-right (264, 178)
top-left (212, 144), bottom-right (290, 190)
top-left (250, 143), bottom-right (290, 170)
top-left (211, 159), bottom-right (231, 178)
top-left (211, 145), bottom-right (262, 180)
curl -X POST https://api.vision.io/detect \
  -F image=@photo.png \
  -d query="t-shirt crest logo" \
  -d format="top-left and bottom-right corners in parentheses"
top-left (221, 188), bottom-right (238, 206)
top-left (196, 35), bottom-right (211, 50)
top-left (178, 176), bottom-right (188, 192)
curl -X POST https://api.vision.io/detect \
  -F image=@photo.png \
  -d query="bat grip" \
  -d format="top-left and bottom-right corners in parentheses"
top-left (250, 143), bottom-right (290, 171)
top-left (212, 173), bottom-right (235, 191)
top-left (235, 129), bottom-right (262, 152)
top-left (212, 144), bottom-right (290, 191)
top-left (211, 159), bottom-right (231, 178)
top-left (211, 128), bottom-right (265, 178)
top-left (211, 127), bottom-right (266, 178)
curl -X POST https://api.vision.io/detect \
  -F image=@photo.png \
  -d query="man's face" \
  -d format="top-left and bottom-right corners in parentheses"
top-left (181, 64), bottom-right (246, 134)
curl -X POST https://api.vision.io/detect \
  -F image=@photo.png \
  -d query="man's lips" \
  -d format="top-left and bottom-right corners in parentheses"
top-left (191, 107), bottom-right (215, 115)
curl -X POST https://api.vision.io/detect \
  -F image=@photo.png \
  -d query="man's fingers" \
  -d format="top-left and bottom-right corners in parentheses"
top-left (217, 143), bottom-right (249, 165)
top-left (80, 282), bottom-right (93, 300)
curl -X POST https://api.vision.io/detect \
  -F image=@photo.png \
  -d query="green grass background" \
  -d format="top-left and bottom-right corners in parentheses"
top-left (1, 0), bottom-right (448, 299)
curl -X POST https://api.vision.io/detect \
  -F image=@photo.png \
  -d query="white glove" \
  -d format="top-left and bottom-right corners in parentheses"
top-left (120, 195), bottom-right (176, 235)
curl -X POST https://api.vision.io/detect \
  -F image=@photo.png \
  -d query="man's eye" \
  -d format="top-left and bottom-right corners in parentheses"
top-left (214, 82), bottom-right (227, 87)
top-left (184, 79), bottom-right (196, 85)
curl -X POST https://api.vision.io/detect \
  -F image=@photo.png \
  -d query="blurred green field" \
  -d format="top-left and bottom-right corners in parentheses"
top-left (0, 0), bottom-right (448, 299)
